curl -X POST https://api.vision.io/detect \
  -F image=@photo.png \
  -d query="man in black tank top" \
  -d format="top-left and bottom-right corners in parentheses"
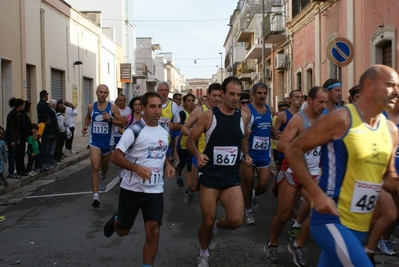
top-left (187, 77), bottom-right (252, 267)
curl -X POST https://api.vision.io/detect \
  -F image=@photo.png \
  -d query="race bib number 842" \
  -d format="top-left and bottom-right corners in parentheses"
top-left (213, 146), bottom-right (238, 166)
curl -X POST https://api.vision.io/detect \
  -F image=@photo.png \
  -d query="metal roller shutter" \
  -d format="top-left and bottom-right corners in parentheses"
top-left (26, 65), bottom-right (31, 102)
top-left (83, 78), bottom-right (92, 117)
top-left (51, 69), bottom-right (63, 101)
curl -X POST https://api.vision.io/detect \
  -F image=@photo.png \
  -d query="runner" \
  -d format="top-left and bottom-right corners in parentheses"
top-left (321, 78), bottom-right (342, 114)
top-left (180, 83), bottom-right (222, 206)
top-left (176, 93), bottom-right (196, 191)
top-left (104, 91), bottom-right (174, 267)
top-left (82, 84), bottom-right (124, 208)
top-left (265, 86), bottom-right (328, 266)
top-left (186, 76), bottom-right (252, 267)
top-left (240, 82), bottom-right (273, 225)
top-left (285, 65), bottom-right (399, 266)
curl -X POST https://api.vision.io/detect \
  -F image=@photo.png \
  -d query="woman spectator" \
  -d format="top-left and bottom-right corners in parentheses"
top-left (126, 97), bottom-right (142, 127)
top-left (16, 101), bottom-right (32, 176)
top-left (54, 104), bottom-right (67, 162)
top-left (5, 97), bottom-right (25, 178)
top-left (64, 101), bottom-right (78, 153)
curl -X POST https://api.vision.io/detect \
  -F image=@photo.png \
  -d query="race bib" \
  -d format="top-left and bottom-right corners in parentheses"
top-left (143, 167), bottom-right (164, 185)
top-left (213, 146), bottom-right (238, 166)
top-left (92, 121), bottom-right (109, 134)
top-left (306, 147), bottom-right (321, 157)
top-left (395, 145), bottom-right (399, 158)
top-left (350, 181), bottom-right (382, 213)
top-left (252, 136), bottom-right (269, 150)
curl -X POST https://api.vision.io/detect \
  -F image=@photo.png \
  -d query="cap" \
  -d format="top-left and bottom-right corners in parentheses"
top-left (40, 90), bottom-right (49, 98)
top-left (278, 101), bottom-right (289, 108)
top-left (240, 93), bottom-right (250, 100)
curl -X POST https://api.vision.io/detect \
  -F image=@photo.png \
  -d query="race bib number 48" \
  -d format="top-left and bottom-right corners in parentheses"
top-left (213, 146), bottom-right (238, 166)
top-left (92, 121), bottom-right (109, 134)
top-left (350, 180), bottom-right (382, 213)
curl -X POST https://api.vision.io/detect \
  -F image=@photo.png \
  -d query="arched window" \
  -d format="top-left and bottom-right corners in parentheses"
top-left (370, 26), bottom-right (395, 67)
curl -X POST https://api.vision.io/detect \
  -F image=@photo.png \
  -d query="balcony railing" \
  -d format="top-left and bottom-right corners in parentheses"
top-left (264, 12), bottom-right (285, 40)
top-left (236, 60), bottom-right (256, 76)
top-left (134, 62), bottom-right (148, 78)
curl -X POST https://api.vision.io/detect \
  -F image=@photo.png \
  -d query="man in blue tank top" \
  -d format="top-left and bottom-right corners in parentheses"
top-left (82, 84), bottom-right (125, 208)
top-left (240, 82), bottom-right (273, 225)
top-left (187, 77), bottom-right (252, 267)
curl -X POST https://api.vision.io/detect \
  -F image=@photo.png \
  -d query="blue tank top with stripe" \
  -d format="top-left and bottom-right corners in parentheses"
top-left (90, 102), bottom-right (114, 148)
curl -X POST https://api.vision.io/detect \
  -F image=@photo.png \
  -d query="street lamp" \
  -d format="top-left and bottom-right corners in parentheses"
top-left (219, 52), bottom-right (223, 81)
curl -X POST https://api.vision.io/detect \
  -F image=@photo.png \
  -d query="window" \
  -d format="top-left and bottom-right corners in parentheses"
top-left (296, 71), bottom-right (302, 91)
top-left (370, 26), bottom-right (395, 67)
top-left (292, 0), bottom-right (311, 18)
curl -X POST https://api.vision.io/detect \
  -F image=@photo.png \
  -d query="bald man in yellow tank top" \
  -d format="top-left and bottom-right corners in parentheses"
top-left (285, 65), bottom-right (399, 267)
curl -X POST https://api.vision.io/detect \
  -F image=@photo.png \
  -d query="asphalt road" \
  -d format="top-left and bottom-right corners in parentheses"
top-left (0, 159), bottom-right (398, 266)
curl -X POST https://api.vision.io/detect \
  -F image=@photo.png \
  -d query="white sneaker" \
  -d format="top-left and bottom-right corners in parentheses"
top-left (28, 171), bottom-right (35, 177)
top-left (69, 149), bottom-right (76, 154)
top-left (99, 172), bottom-right (107, 191)
top-left (197, 256), bottom-right (209, 267)
top-left (91, 194), bottom-right (101, 208)
top-left (245, 210), bottom-right (255, 225)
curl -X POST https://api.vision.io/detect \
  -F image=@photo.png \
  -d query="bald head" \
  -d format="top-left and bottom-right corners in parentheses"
top-left (359, 65), bottom-right (397, 91)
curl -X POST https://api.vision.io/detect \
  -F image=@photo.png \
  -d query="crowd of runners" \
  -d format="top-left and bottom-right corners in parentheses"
top-left (82, 64), bottom-right (399, 267)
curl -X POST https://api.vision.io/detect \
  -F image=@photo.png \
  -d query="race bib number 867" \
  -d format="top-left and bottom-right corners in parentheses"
top-left (213, 146), bottom-right (238, 166)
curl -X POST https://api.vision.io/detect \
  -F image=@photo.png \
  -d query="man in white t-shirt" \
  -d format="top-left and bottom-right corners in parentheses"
top-left (114, 94), bottom-right (131, 145)
top-left (104, 92), bottom-right (175, 267)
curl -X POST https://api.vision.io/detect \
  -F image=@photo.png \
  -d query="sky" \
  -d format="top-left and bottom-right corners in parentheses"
top-left (133, 0), bottom-right (238, 80)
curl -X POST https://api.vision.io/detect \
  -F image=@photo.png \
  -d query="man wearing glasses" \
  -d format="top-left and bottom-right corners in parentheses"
top-left (240, 82), bottom-right (274, 224)
top-left (239, 93), bottom-right (250, 109)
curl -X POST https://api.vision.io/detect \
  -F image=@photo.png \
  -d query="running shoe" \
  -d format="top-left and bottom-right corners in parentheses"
top-left (377, 238), bottom-right (396, 256)
top-left (265, 242), bottom-right (279, 264)
top-left (287, 241), bottom-right (307, 267)
top-left (176, 174), bottom-right (184, 188)
top-left (245, 210), bottom-right (255, 225)
top-left (183, 188), bottom-right (194, 206)
top-left (197, 256), bottom-right (209, 267)
top-left (289, 226), bottom-right (301, 241)
top-left (0, 216), bottom-right (5, 222)
top-left (104, 212), bottom-right (117, 237)
top-left (92, 194), bottom-right (101, 208)
top-left (252, 190), bottom-right (259, 212)
top-left (28, 171), bottom-right (35, 177)
top-left (99, 172), bottom-right (107, 191)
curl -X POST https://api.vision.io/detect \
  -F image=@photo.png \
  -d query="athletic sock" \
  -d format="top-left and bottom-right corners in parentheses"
top-left (364, 247), bottom-right (375, 254)
top-left (213, 220), bottom-right (218, 233)
top-left (292, 220), bottom-right (302, 228)
top-left (200, 249), bottom-right (209, 257)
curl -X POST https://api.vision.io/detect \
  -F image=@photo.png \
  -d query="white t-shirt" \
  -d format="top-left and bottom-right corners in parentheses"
top-left (65, 106), bottom-right (78, 127)
top-left (114, 106), bottom-right (132, 137)
top-left (116, 120), bottom-right (170, 193)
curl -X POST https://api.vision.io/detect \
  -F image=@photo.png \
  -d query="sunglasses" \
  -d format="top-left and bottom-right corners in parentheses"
top-left (240, 100), bottom-right (250, 105)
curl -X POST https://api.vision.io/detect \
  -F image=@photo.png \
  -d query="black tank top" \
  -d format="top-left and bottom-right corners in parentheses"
top-left (199, 106), bottom-right (244, 179)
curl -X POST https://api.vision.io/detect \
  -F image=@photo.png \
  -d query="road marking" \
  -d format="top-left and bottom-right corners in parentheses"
top-left (25, 177), bottom-right (120, 199)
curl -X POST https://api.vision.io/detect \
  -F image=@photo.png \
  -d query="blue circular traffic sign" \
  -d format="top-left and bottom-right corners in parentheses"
top-left (327, 37), bottom-right (354, 67)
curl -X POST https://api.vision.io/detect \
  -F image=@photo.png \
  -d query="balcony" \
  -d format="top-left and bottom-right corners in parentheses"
top-left (245, 43), bottom-right (272, 60)
top-left (133, 62), bottom-right (148, 79)
top-left (236, 60), bottom-right (255, 81)
top-left (264, 12), bottom-right (286, 44)
top-left (235, 9), bottom-right (253, 42)
top-left (225, 46), bottom-right (246, 72)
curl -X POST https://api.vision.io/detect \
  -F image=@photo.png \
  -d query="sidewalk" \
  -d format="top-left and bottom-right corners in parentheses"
top-left (0, 134), bottom-right (90, 195)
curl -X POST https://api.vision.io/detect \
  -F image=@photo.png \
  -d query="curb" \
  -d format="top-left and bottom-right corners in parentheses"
top-left (0, 151), bottom-right (90, 196)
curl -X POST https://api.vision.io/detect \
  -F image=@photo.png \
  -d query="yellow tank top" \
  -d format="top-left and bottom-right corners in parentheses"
top-left (161, 100), bottom-right (173, 122)
top-left (316, 104), bottom-right (392, 232)
top-left (197, 105), bottom-right (209, 153)
top-left (180, 110), bottom-right (190, 149)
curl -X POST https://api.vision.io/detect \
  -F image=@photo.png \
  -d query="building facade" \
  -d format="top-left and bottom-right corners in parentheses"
top-left (0, 0), bottom-right (121, 131)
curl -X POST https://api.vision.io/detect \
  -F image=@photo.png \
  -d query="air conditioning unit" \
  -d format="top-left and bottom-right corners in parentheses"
top-left (265, 67), bottom-right (272, 79)
top-left (275, 54), bottom-right (286, 70)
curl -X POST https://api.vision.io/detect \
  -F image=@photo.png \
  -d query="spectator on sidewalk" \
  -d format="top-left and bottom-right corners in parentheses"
top-left (37, 91), bottom-right (56, 169)
top-left (5, 97), bottom-right (25, 178)
top-left (26, 124), bottom-right (40, 176)
top-left (46, 99), bottom-right (59, 167)
top-left (55, 104), bottom-right (67, 162)
top-left (64, 101), bottom-right (78, 154)
top-left (37, 114), bottom-right (50, 171)
top-left (16, 101), bottom-right (32, 176)
top-left (0, 127), bottom-right (9, 186)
